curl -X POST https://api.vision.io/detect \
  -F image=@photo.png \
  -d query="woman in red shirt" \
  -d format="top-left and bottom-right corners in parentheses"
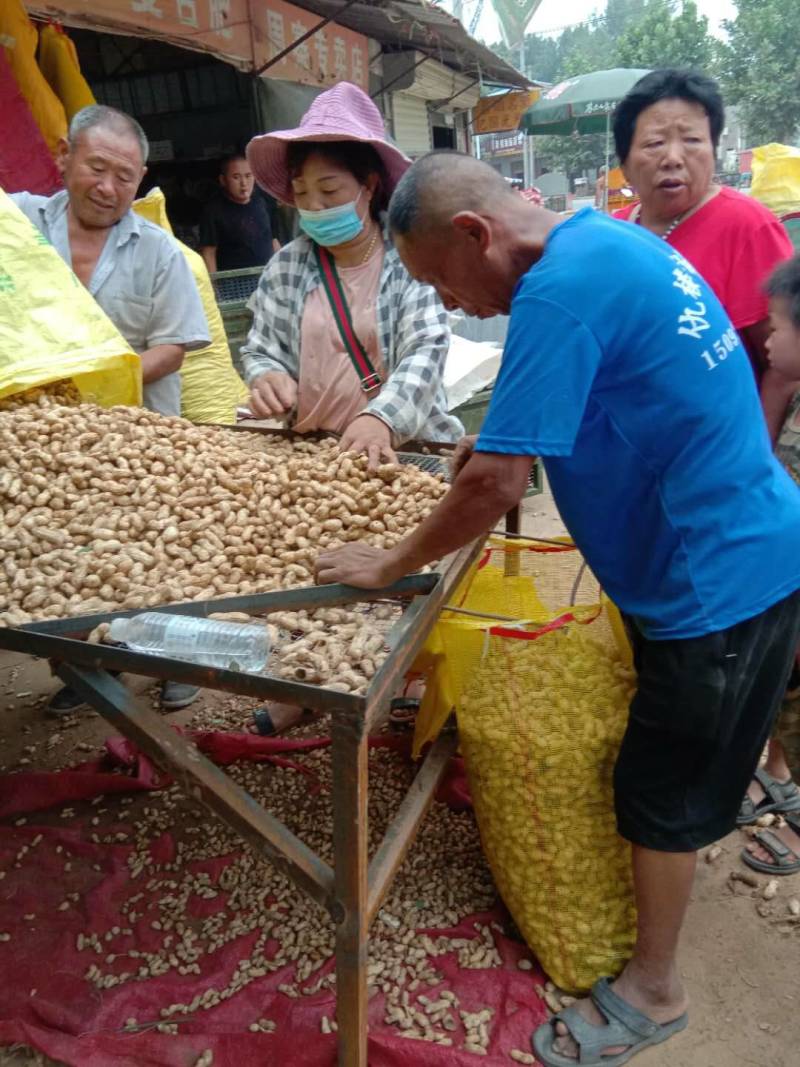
top-left (614, 69), bottom-right (800, 871)
top-left (613, 69), bottom-right (795, 442)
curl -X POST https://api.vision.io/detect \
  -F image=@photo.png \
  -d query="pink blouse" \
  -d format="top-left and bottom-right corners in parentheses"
top-left (294, 247), bottom-right (386, 434)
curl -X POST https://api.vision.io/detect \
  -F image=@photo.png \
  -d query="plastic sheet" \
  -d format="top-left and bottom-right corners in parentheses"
top-left (751, 143), bottom-right (800, 218)
top-left (0, 191), bottom-right (141, 406)
top-left (0, 730), bottom-right (549, 1066)
top-left (0, 0), bottom-right (67, 155)
top-left (0, 50), bottom-right (62, 195)
top-left (37, 24), bottom-right (95, 123)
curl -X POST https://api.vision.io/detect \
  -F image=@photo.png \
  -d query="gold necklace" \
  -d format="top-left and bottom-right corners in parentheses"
top-left (358, 224), bottom-right (380, 265)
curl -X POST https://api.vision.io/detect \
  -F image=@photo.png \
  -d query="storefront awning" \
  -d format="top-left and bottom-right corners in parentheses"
top-left (26, 1), bottom-right (528, 91)
top-left (284, 1), bottom-right (531, 89)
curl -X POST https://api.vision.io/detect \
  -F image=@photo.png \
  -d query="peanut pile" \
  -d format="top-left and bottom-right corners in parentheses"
top-left (266, 603), bottom-right (398, 695)
top-left (0, 391), bottom-right (447, 628)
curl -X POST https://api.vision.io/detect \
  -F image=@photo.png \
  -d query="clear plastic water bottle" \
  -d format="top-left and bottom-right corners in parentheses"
top-left (108, 612), bottom-right (270, 673)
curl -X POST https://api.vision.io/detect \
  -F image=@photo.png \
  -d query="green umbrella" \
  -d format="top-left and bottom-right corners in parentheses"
top-left (519, 68), bottom-right (651, 135)
top-left (519, 68), bottom-right (650, 210)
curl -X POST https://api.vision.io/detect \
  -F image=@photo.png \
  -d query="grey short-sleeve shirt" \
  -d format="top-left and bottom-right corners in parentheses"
top-left (11, 190), bottom-right (210, 415)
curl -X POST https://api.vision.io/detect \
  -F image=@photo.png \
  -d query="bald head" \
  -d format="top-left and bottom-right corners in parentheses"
top-left (389, 151), bottom-right (518, 238)
top-left (387, 150), bottom-right (556, 320)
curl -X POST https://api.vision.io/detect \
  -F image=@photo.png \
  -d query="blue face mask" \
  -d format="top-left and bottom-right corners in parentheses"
top-left (298, 189), bottom-right (365, 247)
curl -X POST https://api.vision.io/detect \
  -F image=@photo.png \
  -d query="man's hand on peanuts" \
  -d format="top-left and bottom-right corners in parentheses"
top-left (316, 542), bottom-right (403, 589)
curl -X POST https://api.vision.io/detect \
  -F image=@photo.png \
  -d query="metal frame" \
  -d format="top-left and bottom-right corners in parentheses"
top-left (0, 543), bottom-right (484, 1065)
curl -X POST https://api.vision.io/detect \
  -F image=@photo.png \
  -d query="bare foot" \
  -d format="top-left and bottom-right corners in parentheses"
top-left (746, 820), bottom-right (800, 869)
top-left (550, 971), bottom-right (688, 1061)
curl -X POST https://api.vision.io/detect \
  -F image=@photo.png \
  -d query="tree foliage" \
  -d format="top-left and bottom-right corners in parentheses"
top-left (535, 132), bottom-right (609, 176)
top-left (556, 23), bottom-right (615, 79)
top-left (615, 1), bottom-right (713, 70)
top-left (487, 1), bottom-right (718, 178)
top-left (719, 0), bottom-right (800, 144)
top-left (604, 0), bottom-right (650, 40)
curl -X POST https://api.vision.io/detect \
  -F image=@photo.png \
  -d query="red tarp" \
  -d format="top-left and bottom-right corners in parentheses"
top-left (0, 731), bottom-right (549, 1066)
top-left (0, 48), bottom-right (62, 195)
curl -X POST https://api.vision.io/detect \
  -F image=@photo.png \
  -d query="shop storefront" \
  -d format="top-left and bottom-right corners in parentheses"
top-left (21, 1), bottom-right (371, 243)
top-left (8, 0), bottom-right (529, 237)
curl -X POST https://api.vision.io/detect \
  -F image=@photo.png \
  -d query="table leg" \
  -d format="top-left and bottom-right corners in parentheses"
top-left (505, 504), bottom-right (521, 536)
top-left (330, 713), bottom-right (369, 1066)
top-left (505, 505), bottom-right (522, 577)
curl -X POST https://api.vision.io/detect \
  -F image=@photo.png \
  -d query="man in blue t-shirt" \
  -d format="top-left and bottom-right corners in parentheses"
top-left (315, 153), bottom-right (800, 1067)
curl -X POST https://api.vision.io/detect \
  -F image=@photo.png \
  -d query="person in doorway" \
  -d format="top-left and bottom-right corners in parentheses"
top-left (12, 103), bottom-right (209, 714)
top-left (613, 68), bottom-right (796, 441)
top-left (315, 152), bottom-right (800, 1067)
top-left (594, 165), bottom-right (607, 210)
top-left (241, 81), bottom-right (462, 467)
top-left (739, 254), bottom-right (800, 876)
top-left (199, 153), bottom-right (279, 274)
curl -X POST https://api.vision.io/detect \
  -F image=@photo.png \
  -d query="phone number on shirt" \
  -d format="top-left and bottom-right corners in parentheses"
top-left (699, 325), bottom-right (739, 371)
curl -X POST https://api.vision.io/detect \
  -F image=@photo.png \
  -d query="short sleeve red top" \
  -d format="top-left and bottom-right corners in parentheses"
top-left (615, 186), bottom-right (793, 330)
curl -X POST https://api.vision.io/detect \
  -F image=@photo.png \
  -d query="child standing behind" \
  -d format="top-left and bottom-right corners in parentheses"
top-left (741, 253), bottom-right (800, 875)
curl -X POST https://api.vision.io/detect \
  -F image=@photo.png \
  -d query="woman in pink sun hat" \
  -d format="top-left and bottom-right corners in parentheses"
top-left (240, 81), bottom-right (463, 465)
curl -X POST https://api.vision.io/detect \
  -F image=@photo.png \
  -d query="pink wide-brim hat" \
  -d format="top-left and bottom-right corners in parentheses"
top-left (247, 82), bottom-right (412, 206)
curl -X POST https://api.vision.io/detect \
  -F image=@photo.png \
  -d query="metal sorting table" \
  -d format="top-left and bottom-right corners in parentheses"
top-left (0, 544), bottom-right (485, 1066)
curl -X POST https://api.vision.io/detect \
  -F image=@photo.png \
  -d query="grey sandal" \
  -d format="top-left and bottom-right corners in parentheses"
top-left (737, 767), bottom-right (800, 825)
top-left (532, 977), bottom-right (688, 1067)
top-left (741, 812), bottom-right (800, 875)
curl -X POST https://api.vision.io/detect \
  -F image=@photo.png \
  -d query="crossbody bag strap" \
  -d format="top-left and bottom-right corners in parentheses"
top-left (313, 243), bottom-right (383, 395)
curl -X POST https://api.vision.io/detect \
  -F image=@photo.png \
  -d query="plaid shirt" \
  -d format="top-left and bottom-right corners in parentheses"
top-left (241, 232), bottom-right (464, 444)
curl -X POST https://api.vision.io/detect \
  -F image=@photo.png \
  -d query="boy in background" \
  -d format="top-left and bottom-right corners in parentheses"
top-left (741, 254), bottom-right (800, 875)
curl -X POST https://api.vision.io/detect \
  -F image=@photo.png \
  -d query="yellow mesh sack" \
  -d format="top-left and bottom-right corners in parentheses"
top-left (412, 536), bottom-right (631, 756)
top-left (132, 189), bottom-right (248, 423)
top-left (421, 538), bottom-right (637, 992)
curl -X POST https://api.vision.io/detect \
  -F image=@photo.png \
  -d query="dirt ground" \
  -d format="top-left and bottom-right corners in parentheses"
top-left (0, 484), bottom-right (798, 1066)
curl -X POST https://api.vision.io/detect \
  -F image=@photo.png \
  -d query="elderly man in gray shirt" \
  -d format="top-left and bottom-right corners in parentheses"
top-left (13, 104), bottom-right (209, 712)
top-left (12, 104), bottom-right (209, 416)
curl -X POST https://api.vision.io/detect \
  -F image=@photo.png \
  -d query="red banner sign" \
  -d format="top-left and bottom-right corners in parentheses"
top-left (253, 1), bottom-right (369, 89)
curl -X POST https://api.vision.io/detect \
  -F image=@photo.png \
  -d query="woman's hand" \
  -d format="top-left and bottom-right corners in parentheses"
top-left (450, 434), bottom-right (478, 478)
top-left (249, 372), bottom-right (298, 419)
top-left (339, 414), bottom-right (397, 469)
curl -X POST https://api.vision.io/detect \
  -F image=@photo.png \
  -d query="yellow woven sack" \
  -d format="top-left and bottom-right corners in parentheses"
top-left (132, 188), bottom-right (248, 424)
top-left (412, 535), bottom-right (630, 757)
top-left (0, 0), bottom-right (67, 156)
top-left (422, 538), bottom-right (637, 992)
top-left (751, 143), bottom-right (800, 218)
top-left (37, 24), bottom-right (95, 122)
top-left (0, 190), bottom-right (141, 406)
